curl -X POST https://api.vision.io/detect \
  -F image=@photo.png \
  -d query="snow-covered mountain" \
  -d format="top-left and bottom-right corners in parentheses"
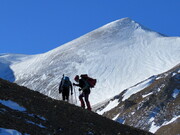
top-left (0, 54), bottom-right (33, 82)
top-left (0, 17), bottom-right (180, 106)
top-left (96, 64), bottom-right (180, 135)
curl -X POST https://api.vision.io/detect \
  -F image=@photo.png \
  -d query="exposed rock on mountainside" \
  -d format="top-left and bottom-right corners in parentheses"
top-left (96, 64), bottom-right (180, 135)
top-left (0, 78), bottom-right (153, 135)
top-left (156, 117), bottom-right (180, 135)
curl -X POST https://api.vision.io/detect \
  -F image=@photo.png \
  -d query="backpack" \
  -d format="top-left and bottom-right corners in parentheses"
top-left (80, 74), bottom-right (97, 88)
top-left (62, 77), bottom-right (71, 89)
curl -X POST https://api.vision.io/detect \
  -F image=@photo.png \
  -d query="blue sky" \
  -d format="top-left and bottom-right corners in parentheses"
top-left (0, 0), bottom-right (180, 54)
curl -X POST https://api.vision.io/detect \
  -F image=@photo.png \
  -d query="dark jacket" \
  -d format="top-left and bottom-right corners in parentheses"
top-left (59, 79), bottom-right (73, 94)
top-left (75, 79), bottom-right (90, 94)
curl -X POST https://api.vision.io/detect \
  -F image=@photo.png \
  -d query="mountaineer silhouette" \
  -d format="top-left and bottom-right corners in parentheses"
top-left (59, 75), bottom-right (73, 102)
top-left (73, 74), bottom-right (96, 111)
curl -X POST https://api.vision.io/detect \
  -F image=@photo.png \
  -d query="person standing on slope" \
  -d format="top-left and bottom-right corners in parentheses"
top-left (73, 75), bottom-right (92, 111)
top-left (59, 76), bottom-right (73, 102)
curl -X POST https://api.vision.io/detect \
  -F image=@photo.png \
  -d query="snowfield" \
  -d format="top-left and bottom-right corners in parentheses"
top-left (1, 17), bottom-right (180, 106)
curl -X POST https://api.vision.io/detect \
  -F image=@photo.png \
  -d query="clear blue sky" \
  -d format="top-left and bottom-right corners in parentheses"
top-left (0, 0), bottom-right (180, 54)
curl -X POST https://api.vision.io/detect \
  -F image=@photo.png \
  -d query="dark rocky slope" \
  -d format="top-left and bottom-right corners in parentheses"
top-left (0, 78), bottom-right (153, 135)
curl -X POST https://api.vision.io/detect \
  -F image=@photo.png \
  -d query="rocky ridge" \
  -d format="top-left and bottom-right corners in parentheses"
top-left (0, 78), bottom-right (153, 135)
top-left (96, 64), bottom-right (180, 135)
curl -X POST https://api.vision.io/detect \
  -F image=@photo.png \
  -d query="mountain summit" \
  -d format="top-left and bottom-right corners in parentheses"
top-left (1, 17), bottom-right (180, 105)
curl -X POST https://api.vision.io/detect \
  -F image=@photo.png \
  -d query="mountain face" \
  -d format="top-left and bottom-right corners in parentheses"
top-left (0, 78), bottom-right (153, 135)
top-left (1, 17), bottom-right (180, 106)
top-left (0, 17), bottom-right (179, 134)
top-left (0, 54), bottom-right (32, 82)
top-left (96, 64), bottom-right (180, 135)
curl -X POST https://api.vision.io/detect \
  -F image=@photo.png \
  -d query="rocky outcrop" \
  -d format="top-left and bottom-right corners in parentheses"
top-left (96, 64), bottom-right (180, 135)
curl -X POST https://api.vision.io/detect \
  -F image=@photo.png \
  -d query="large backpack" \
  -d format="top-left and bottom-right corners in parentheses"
top-left (80, 74), bottom-right (97, 88)
top-left (62, 77), bottom-right (71, 89)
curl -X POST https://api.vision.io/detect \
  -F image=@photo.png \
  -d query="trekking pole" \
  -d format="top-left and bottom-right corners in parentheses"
top-left (73, 86), bottom-right (77, 104)
top-left (70, 93), bottom-right (73, 104)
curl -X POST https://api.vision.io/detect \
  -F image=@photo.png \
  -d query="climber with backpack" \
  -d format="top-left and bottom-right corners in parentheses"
top-left (73, 74), bottom-right (96, 111)
top-left (59, 75), bottom-right (73, 102)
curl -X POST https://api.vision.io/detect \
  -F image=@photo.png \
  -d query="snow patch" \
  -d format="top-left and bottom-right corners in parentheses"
top-left (149, 122), bottom-right (160, 133)
top-left (142, 92), bottom-right (153, 98)
top-left (26, 120), bottom-right (46, 128)
top-left (122, 77), bottom-right (155, 101)
top-left (162, 115), bottom-right (180, 126)
top-left (156, 76), bottom-right (163, 80)
top-left (116, 117), bottom-right (125, 124)
top-left (112, 113), bottom-right (120, 120)
top-left (0, 128), bottom-right (23, 135)
top-left (149, 117), bottom-right (155, 123)
top-left (157, 84), bottom-right (165, 92)
top-left (172, 72), bottom-right (177, 77)
top-left (97, 99), bottom-right (119, 115)
top-left (149, 115), bottom-right (180, 133)
top-left (172, 88), bottom-right (180, 98)
top-left (0, 100), bottom-right (26, 112)
top-left (28, 114), bottom-right (46, 121)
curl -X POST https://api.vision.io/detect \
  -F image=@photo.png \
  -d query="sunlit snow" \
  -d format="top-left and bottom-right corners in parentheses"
top-left (142, 92), bottom-right (153, 98)
top-left (97, 99), bottom-right (119, 115)
top-left (122, 77), bottom-right (155, 101)
top-left (1, 18), bottom-right (180, 106)
top-left (149, 115), bottom-right (180, 133)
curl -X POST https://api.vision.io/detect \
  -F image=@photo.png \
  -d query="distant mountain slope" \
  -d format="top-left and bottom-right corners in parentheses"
top-left (96, 64), bottom-right (180, 135)
top-left (0, 78), bottom-right (153, 135)
top-left (1, 17), bottom-right (180, 105)
top-left (0, 54), bottom-right (32, 82)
